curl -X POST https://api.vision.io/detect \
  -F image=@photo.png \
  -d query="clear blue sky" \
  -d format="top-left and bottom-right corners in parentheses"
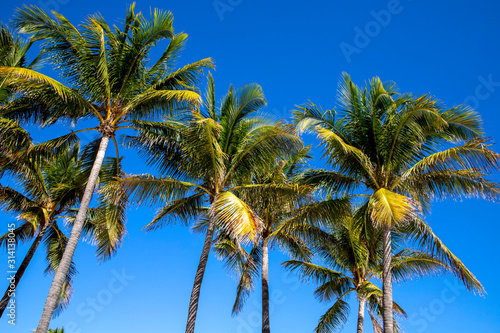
top-left (1, 0), bottom-right (500, 332)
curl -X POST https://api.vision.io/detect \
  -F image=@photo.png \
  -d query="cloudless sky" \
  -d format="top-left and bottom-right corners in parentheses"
top-left (1, 0), bottom-right (500, 332)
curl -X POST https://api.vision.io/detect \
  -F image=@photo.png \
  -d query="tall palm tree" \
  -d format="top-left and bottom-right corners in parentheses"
top-left (293, 73), bottom-right (500, 333)
top-left (213, 146), bottom-right (352, 333)
top-left (110, 74), bottom-right (302, 333)
top-left (208, 146), bottom-right (316, 333)
top-left (283, 206), bottom-right (483, 333)
top-left (0, 142), bottom-right (124, 317)
top-left (0, 5), bottom-right (212, 331)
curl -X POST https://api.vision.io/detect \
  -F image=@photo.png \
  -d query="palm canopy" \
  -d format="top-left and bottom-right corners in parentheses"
top-left (293, 72), bottom-right (500, 333)
top-left (106, 74), bottom-right (303, 333)
top-left (116, 73), bottom-right (303, 239)
top-left (1, 3), bottom-right (212, 135)
top-left (0, 142), bottom-right (124, 316)
top-left (294, 73), bottom-right (500, 212)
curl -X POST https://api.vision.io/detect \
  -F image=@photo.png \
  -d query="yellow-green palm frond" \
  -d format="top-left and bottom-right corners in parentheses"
top-left (397, 168), bottom-right (500, 202)
top-left (399, 218), bottom-right (485, 295)
top-left (401, 138), bottom-right (500, 180)
top-left (112, 174), bottom-right (200, 206)
top-left (368, 188), bottom-right (417, 226)
top-left (144, 193), bottom-right (206, 231)
top-left (213, 191), bottom-right (262, 242)
top-left (292, 101), bottom-right (336, 134)
top-left (317, 126), bottom-right (376, 183)
top-left (0, 67), bottom-right (92, 110)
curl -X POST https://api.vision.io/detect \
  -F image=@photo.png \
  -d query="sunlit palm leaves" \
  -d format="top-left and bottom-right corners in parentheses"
top-left (293, 72), bottom-right (499, 332)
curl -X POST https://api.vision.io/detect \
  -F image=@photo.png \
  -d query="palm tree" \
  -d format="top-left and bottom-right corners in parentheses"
top-left (283, 205), bottom-right (484, 333)
top-left (208, 146), bottom-right (316, 333)
top-left (0, 5), bottom-right (212, 331)
top-left (0, 142), bottom-right (124, 317)
top-left (110, 74), bottom-right (302, 333)
top-left (293, 73), bottom-right (500, 333)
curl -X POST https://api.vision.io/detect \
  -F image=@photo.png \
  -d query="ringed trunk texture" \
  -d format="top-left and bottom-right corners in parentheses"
top-left (36, 136), bottom-right (110, 333)
top-left (185, 206), bottom-right (217, 333)
top-left (262, 237), bottom-right (270, 333)
top-left (356, 296), bottom-right (365, 333)
top-left (0, 226), bottom-right (48, 317)
top-left (382, 224), bottom-right (393, 333)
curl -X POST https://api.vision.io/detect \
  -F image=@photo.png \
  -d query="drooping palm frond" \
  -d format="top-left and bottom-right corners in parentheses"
top-left (213, 191), bottom-right (262, 242)
top-left (398, 218), bottom-right (485, 294)
top-left (315, 298), bottom-right (350, 333)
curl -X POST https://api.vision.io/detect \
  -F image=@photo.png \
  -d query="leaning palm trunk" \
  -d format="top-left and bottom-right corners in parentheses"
top-left (262, 237), bottom-right (270, 333)
top-left (357, 296), bottom-right (365, 333)
top-left (0, 226), bottom-right (48, 317)
top-left (36, 136), bottom-right (110, 333)
top-left (185, 207), bottom-right (217, 333)
top-left (382, 225), bottom-right (393, 333)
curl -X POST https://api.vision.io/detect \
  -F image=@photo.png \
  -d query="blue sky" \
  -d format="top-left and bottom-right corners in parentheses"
top-left (1, 0), bottom-right (500, 332)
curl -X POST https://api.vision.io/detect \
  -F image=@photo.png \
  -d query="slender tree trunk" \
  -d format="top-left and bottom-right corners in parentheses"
top-left (357, 296), bottom-right (365, 333)
top-left (382, 224), bottom-right (393, 333)
top-left (262, 237), bottom-right (270, 333)
top-left (36, 136), bottom-right (110, 333)
top-left (185, 205), bottom-right (217, 333)
top-left (0, 226), bottom-right (48, 317)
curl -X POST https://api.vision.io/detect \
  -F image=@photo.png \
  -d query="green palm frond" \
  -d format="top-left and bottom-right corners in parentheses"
top-left (315, 298), bottom-right (350, 333)
top-left (297, 169), bottom-right (360, 196)
top-left (292, 101), bottom-right (336, 134)
top-left (225, 123), bottom-right (303, 185)
top-left (283, 260), bottom-right (346, 285)
top-left (313, 278), bottom-right (354, 303)
top-left (0, 222), bottom-right (36, 248)
top-left (399, 218), bottom-right (485, 294)
top-left (114, 174), bottom-right (200, 206)
top-left (144, 193), bottom-right (206, 231)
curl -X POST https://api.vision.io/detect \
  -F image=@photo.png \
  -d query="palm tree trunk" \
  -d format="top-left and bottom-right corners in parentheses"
top-left (0, 225), bottom-right (48, 317)
top-left (36, 136), bottom-right (110, 333)
top-left (185, 207), bottom-right (217, 333)
top-left (262, 237), bottom-right (270, 333)
top-left (357, 296), bottom-right (365, 333)
top-left (382, 224), bottom-right (393, 333)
